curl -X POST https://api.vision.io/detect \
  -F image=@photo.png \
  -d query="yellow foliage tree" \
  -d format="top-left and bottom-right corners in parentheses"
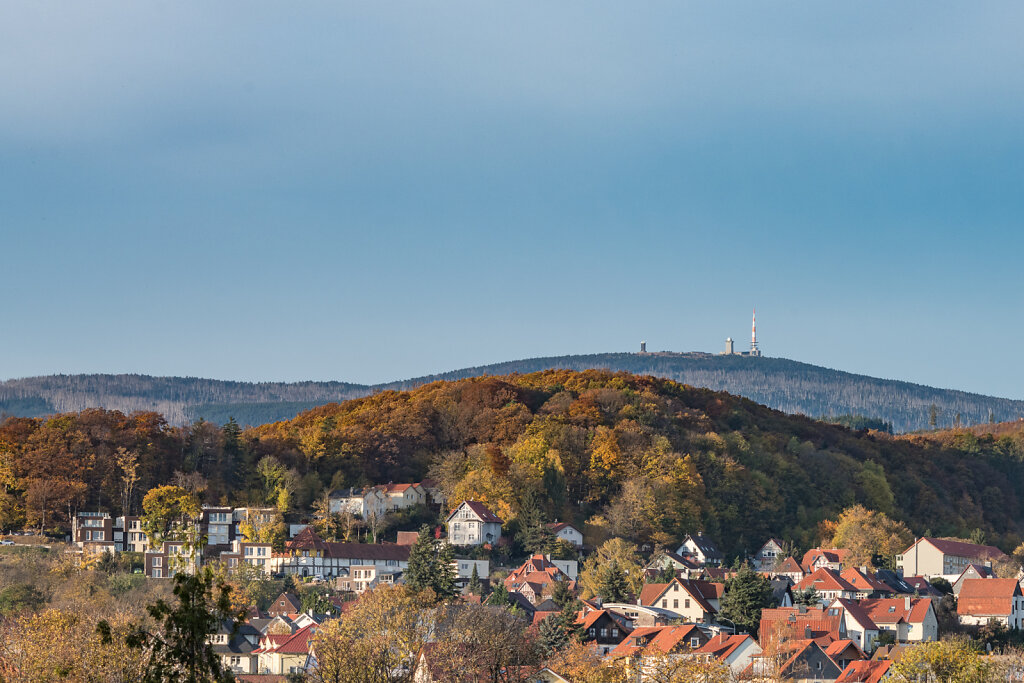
top-left (578, 538), bottom-right (644, 599)
top-left (828, 505), bottom-right (912, 568)
top-left (450, 468), bottom-right (516, 523)
top-left (545, 641), bottom-right (627, 683)
top-left (886, 638), bottom-right (992, 683)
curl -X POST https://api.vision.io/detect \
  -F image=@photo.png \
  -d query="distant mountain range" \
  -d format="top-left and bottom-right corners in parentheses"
top-left (2, 352), bottom-right (1022, 432)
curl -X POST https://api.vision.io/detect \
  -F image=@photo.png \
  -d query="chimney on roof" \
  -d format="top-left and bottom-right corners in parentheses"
top-left (804, 625), bottom-right (812, 639)
top-left (798, 604), bottom-right (807, 614)
top-left (905, 597), bottom-right (912, 610)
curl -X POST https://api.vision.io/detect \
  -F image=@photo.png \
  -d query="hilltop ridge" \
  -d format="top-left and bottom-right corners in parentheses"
top-left (2, 353), bottom-right (1022, 431)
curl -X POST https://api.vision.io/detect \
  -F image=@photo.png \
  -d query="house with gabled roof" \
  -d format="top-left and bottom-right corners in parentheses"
top-left (898, 537), bottom-right (1008, 578)
top-left (504, 554), bottom-right (574, 605)
top-left (800, 548), bottom-right (851, 573)
top-left (267, 592), bottom-right (301, 618)
top-left (608, 624), bottom-right (710, 680)
top-left (210, 620), bottom-right (261, 675)
top-left (753, 538), bottom-right (787, 572)
top-left (840, 568), bottom-right (895, 600)
top-left (759, 605), bottom-right (846, 645)
top-left (644, 550), bottom-right (701, 579)
top-left (695, 634), bottom-right (762, 676)
top-left (769, 556), bottom-right (806, 583)
top-left (957, 577), bottom-right (1024, 629)
top-left (824, 639), bottom-right (866, 672)
top-left (375, 482), bottom-right (427, 511)
top-left (794, 568), bottom-right (858, 602)
top-left (952, 563), bottom-right (995, 595)
top-left (637, 578), bottom-right (720, 623)
top-left (576, 609), bottom-right (631, 655)
top-left (860, 597), bottom-right (937, 643)
top-left (828, 599), bottom-right (880, 653)
top-left (835, 660), bottom-right (892, 683)
top-left (254, 623), bottom-right (316, 675)
top-left (445, 500), bottom-right (503, 547)
top-left (743, 639), bottom-right (842, 682)
top-left (547, 521), bottom-right (583, 548)
top-left (677, 534), bottom-right (723, 566)
top-left (328, 487), bottom-right (388, 520)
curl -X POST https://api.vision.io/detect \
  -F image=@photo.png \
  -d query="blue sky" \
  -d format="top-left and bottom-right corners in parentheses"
top-left (2, 2), bottom-right (1023, 397)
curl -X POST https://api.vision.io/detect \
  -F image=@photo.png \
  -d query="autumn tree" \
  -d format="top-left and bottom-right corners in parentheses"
top-left (579, 538), bottom-right (643, 599)
top-left (115, 447), bottom-right (140, 516)
top-left (827, 505), bottom-right (912, 568)
top-left (310, 585), bottom-right (433, 683)
top-left (140, 485), bottom-right (201, 547)
top-left (545, 640), bottom-right (627, 683)
top-left (886, 637), bottom-right (992, 683)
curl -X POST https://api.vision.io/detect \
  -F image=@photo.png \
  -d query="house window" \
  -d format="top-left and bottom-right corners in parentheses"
top-left (153, 557), bottom-right (163, 567)
top-left (589, 628), bottom-right (596, 637)
top-left (153, 568), bottom-right (162, 578)
top-left (600, 628), bottom-right (608, 638)
top-left (674, 599), bottom-right (679, 608)
top-left (612, 628), bottom-right (619, 638)
top-left (685, 599), bottom-right (691, 608)
top-left (691, 637), bottom-right (700, 647)
top-left (662, 600), bottom-right (668, 608)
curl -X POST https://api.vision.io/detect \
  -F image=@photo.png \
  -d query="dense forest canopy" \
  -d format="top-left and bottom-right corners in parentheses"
top-left (2, 370), bottom-right (1024, 557)
top-left (3, 354), bottom-right (1023, 431)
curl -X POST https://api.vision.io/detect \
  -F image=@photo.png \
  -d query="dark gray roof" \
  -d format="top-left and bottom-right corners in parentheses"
top-left (687, 534), bottom-right (723, 559)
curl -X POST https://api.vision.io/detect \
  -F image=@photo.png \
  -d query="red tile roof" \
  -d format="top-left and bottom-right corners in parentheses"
top-left (836, 660), bottom-right (892, 683)
top-left (760, 606), bottom-right (843, 642)
top-left (825, 639), bottom-right (865, 660)
top-left (795, 567), bottom-right (858, 593)
top-left (776, 556), bottom-right (804, 574)
top-left (607, 625), bottom-right (704, 658)
top-left (840, 568), bottom-right (893, 594)
top-left (449, 500), bottom-right (504, 524)
top-left (860, 598), bottom-right (931, 625)
top-left (831, 598), bottom-right (879, 631)
top-left (909, 537), bottom-right (1008, 563)
top-left (957, 578), bottom-right (1022, 617)
top-left (800, 548), bottom-right (851, 573)
top-left (695, 634), bottom-right (754, 661)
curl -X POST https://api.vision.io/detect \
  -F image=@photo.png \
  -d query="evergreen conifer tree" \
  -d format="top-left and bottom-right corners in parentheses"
top-left (468, 564), bottom-right (483, 595)
top-left (405, 524), bottom-right (457, 602)
top-left (596, 561), bottom-right (629, 603)
top-left (405, 525), bottom-right (437, 594)
top-left (719, 564), bottom-right (774, 636)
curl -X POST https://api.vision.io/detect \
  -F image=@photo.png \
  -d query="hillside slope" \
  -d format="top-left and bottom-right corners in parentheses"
top-left (5, 370), bottom-right (1024, 557)
top-left (2, 353), bottom-right (1022, 431)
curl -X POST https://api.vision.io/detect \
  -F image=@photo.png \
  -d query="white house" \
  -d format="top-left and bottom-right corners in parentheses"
top-left (328, 487), bottom-right (388, 520)
top-left (547, 522), bottom-right (584, 548)
top-left (957, 578), bottom-right (1024, 629)
top-left (677, 534), bottom-right (723, 566)
top-left (694, 634), bottom-right (763, 676)
top-left (752, 538), bottom-right (786, 572)
top-left (445, 501), bottom-right (504, 547)
top-left (829, 599), bottom-right (881, 653)
top-left (453, 558), bottom-right (490, 580)
top-left (377, 483), bottom-right (427, 511)
top-left (898, 537), bottom-right (1008, 579)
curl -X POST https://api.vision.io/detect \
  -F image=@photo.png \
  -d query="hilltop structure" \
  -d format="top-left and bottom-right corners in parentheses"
top-left (722, 308), bottom-right (762, 357)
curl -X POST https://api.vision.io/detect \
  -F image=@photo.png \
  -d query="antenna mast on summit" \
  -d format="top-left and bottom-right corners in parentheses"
top-left (750, 307), bottom-right (761, 356)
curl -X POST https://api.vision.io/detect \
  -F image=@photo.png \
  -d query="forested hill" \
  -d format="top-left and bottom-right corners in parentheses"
top-left (5, 370), bottom-right (1024, 558)
top-left (0, 374), bottom-right (368, 426)
top-left (381, 353), bottom-right (1024, 433)
top-left (2, 353), bottom-right (1023, 431)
